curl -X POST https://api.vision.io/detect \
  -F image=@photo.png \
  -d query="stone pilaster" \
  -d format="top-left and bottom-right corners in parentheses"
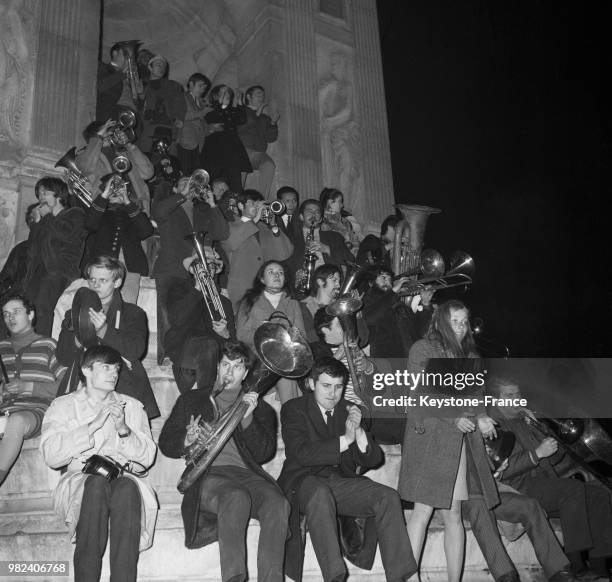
top-left (352, 0), bottom-right (396, 224)
top-left (283, 0), bottom-right (323, 197)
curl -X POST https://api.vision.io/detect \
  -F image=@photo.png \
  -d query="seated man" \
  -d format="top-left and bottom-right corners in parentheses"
top-left (159, 340), bottom-right (289, 582)
top-left (56, 255), bottom-right (159, 420)
top-left (489, 376), bottom-right (612, 580)
top-left (278, 357), bottom-right (417, 582)
top-left (287, 199), bottom-right (354, 295)
top-left (165, 246), bottom-right (235, 393)
top-left (463, 458), bottom-right (577, 582)
top-left (40, 345), bottom-right (157, 582)
top-left (0, 294), bottom-right (65, 486)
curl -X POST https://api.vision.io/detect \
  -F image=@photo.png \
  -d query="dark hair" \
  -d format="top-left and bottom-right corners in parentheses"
top-left (209, 85), bottom-right (234, 107)
top-left (187, 73), bottom-right (211, 95)
top-left (219, 190), bottom-right (238, 221)
top-left (309, 356), bottom-right (349, 385)
top-left (313, 307), bottom-right (336, 342)
top-left (380, 215), bottom-right (399, 238)
top-left (85, 255), bottom-right (126, 283)
top-left (35, 177), bottom-right (70, 207)
top-left (237, 189), bottom-right (264, 210)
top-left (240, 260), bottom-right (290, 314)
top-left (426, 299), bottom-right (477, 358)
top-left (1, 293), bottom-right (35, 316)
top-left (211, 177), bottom-right (229, 188)
top-left (299, 198), bottom-right (323, 217)
top-left (320, 187), bottom-right (343, 211)
top-left (110, 43), bottom-right (123, 58)
top-left (83, 121), bottom-right (105, 142)
top-left (245, 85), bottom-right (265, 103)
top-left (219, 340), bottom-right (252, 368)
top-left (311, 264), bottom-right (341, 296)
top-left (25, 202), bottom-right (39, 226)
top-left (486, 375), bottom-right (520, 397)
top-left (81, 344), bottom-right (123, 370)
top-left (277, 186), bottom-right (299, 203)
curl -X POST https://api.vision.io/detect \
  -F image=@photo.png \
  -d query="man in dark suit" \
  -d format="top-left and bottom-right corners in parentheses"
top-left (488, 376), bottom-right (612, 581)
top-left (151, 176), bottom-right (229, 363)
top-left (287, 199), bottom-right (354, 295)
top-left (159, 341), bottom-right (289, 582)
top-left (275, 186), bottom-right (299, 236)
top-left (278, 357), bottom-right (417, 582)
top-left (56, 256), bottom-right (159, 420)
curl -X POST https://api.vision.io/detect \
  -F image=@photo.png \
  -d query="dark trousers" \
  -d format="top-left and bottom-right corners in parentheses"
top-left (199, 465), bottom-right (290, 582)
top-left (30, 272), bottom-right (71, 337)
top-left (522, 477), bottom-right (612, 557)
top-left (75, 475), bottom-right (141, 582)
top-left (172, 336), bottom-right (220, 393)
top-left (155, 275), bottom-right (188, 364)
top-left (297, 474), bottom-right (417, 582)
top-left (176, 144), bottom-right (201, 176)
top-left (463, 492), bottom-right (569, 579)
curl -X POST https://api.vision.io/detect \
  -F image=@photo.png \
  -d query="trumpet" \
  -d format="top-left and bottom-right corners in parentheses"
top-left (294, 224), bottom-right (316, 294)
top-left (260, 200), bottom-right (286, 224)
top-left (109, 107), bottom-right (137, 149)
top-left (178, 169), bottom-right (210, 201)
top-left (185, 231), bottom-right (226, 322)
top-left (396, 250), bottom-right (475, 296)
top-left (115, 40), bottom-right (142, 103)
top-left (55, 147), bottom-right (95, 207)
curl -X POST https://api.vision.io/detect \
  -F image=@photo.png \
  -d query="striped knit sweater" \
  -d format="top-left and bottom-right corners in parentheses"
top-left (0, 332), bottom-right (65, 400)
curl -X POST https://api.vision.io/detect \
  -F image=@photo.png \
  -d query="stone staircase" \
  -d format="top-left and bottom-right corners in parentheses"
top-left (0, 279), bottom-right (556, 581)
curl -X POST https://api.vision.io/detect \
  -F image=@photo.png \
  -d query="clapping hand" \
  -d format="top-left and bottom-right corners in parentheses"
top-left (478, 415), bottom-right (498, 439)
top-left (455, 416), bottom-right (476, 433)
top-left (89, 308), bottom-right (107, 333)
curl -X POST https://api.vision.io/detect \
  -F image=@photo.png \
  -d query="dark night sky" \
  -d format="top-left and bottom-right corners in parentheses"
top-left (376, 1), bottom-right (611, 357)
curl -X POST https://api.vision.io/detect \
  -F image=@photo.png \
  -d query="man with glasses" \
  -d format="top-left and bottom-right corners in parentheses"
top-left (55, 255), bottom-right (159, 419)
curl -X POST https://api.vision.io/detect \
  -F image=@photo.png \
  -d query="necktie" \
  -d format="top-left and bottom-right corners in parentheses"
top-left (325, 410), bottom-right (334, 436)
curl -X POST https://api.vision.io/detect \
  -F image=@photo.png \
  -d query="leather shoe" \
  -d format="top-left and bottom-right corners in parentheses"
top-left (550, 569), bottom-right (579, 582)
top-left (496, 572), bottom-right (521, 582)
top-left (573, 569), bottom-right (608, 581)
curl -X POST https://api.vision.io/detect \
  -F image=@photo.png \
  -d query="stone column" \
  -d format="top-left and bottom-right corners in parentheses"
top-left (0, 0), bottom-right (100, 266)
top-left (352, 0), bottom-right (396, 224)
top-left (283, 0), bottom-right (322, 197)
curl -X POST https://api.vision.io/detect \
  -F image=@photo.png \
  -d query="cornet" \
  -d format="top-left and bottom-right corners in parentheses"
top-left (109, 107), bottom-right (137, 149)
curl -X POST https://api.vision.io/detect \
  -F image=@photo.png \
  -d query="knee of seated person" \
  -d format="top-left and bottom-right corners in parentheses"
top-left (5, 411), bottom-right (33, 437)
top-left (374, 485), bottom-right (401, 510)
top-left (301, 480), bottom-right (334, 512)
top-left (112, 476), bottom-right (140, 500)
top-left (220, 487), bottom-right (251, 512)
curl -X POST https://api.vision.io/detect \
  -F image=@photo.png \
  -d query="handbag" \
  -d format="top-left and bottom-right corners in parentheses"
top-left (82, 454), bottom-right (148, 482)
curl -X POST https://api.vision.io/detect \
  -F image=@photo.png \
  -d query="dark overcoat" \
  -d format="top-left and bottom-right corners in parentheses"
top-left (158, 384), bottom-right (280, 549)
top-left (56, 289), bottom-right (160, 419)
top-left (278, 393), bottom-right (384, 582)
top-left (398, 339), bottom-right (499, 509)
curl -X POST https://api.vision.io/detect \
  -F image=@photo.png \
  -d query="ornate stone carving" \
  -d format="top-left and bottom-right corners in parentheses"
top-left (318, 46), bottom-right (365, 219)
top-left (0, 0), bottom-right (33, 164)
top-left (0, 187), bottom-right (19, 266)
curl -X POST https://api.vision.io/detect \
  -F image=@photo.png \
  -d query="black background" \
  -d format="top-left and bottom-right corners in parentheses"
top-left (376, 1), bottom-right (611, 357)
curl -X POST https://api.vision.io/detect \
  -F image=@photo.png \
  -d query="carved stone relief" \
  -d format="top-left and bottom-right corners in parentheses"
top-left (316, 39), bottom-right (365, 220)
top-left (0, 0), bottom-right (35, 164)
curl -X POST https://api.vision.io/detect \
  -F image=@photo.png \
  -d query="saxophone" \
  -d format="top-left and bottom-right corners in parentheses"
top-left (294, 224), bottom-right (317, 294)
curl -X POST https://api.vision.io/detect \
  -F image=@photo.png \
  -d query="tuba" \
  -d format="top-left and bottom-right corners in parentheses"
top-left (185, 231), bottom-right (226, 322)
top-left (178, 313), bottom-right (313, 493)
top-left (55, 147), bottom-right (95, 207)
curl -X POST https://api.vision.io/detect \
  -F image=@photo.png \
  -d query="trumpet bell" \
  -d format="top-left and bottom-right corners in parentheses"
top-left (421, 249), bottom-right (445, 277)
top-left (112, 152), bottom-right (132, 174)
top-left (326, 295), bottom-right (363, 318)
top-left (448, 251), bottom-right (475, 276)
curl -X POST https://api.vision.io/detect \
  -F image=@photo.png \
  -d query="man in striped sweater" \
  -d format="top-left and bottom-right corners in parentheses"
top-left (0, 294), bottom-right (65, 486)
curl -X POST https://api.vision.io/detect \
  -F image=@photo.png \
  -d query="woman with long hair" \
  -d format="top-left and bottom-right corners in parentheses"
top-left (236, 260), bottom-right (305, 403)
top-left (399, 300), bottom-right (499, 582)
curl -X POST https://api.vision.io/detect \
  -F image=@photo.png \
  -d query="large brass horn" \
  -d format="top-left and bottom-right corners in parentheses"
top-left (55, 147), bottom-right (94, 207)
top-left (177, 313), bottom-right (313, 493)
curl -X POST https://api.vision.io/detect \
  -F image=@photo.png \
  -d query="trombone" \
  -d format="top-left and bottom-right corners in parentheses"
top-left (396, 250), bottom-right (475, 297)
top-left (55, 147), bottom-right (95, 207)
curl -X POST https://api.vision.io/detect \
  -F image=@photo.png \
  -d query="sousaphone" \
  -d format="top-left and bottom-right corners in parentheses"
top-left (178, 312), bottom-right (313, 493)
